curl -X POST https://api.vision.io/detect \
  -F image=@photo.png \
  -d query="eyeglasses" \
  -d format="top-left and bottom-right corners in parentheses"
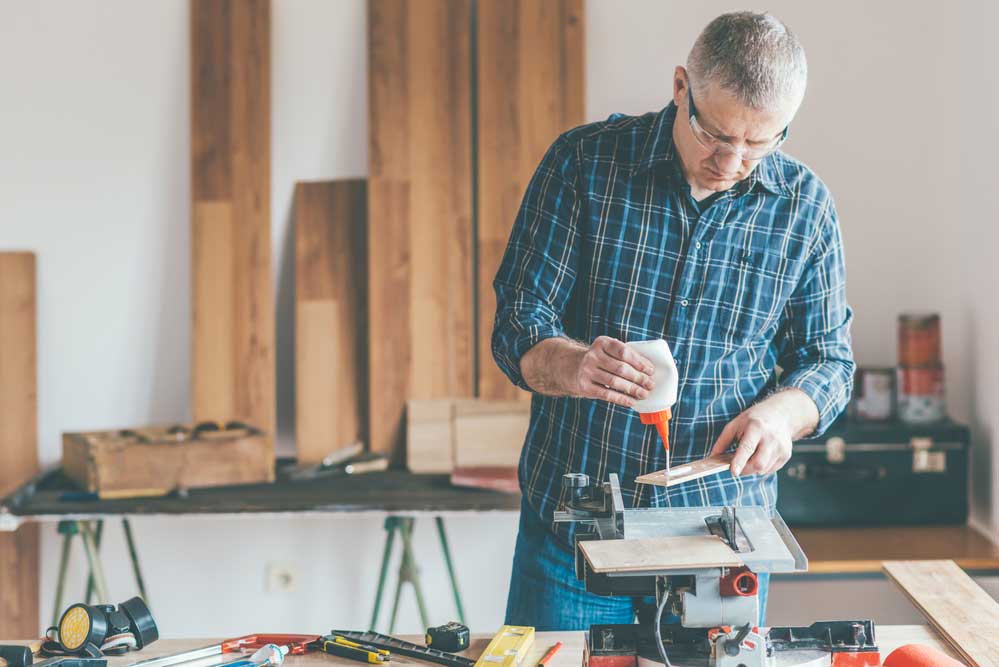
top-left (687, 86), bottom-right (788, 161)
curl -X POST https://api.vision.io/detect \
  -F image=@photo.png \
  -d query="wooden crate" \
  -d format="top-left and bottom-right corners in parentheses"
top-left (63, 423), bottom-right (274, 498)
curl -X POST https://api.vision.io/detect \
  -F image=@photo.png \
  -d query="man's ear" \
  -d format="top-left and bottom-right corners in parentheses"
top-left (673, 66), bottom-right (688, 108)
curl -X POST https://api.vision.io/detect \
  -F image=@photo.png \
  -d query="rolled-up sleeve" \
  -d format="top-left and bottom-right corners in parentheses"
top-left (491, 135), bottom-right (581, 391)
top-left (777, 198), bottom-right (855, 436)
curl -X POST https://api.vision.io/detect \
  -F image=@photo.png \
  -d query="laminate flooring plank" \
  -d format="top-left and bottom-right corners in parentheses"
top-left (295, 180), bottom-right (367, 465)
top-left (476, 0), bottom-right (584, 400)
top-left (0, 252), bottom-right (39, 637)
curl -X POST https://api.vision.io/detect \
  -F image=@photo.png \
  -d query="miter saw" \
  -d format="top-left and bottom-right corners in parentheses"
top-left (556, 472), bottom-right (881, 667)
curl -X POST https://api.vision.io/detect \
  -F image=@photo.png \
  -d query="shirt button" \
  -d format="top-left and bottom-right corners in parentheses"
top-left (681, 299), bottom-right (689, 307)
top-left (695, 242), bottom-right (702, 250)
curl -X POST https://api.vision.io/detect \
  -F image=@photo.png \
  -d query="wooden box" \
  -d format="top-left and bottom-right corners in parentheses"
top-left (62, 422), bottom-right (274, 498)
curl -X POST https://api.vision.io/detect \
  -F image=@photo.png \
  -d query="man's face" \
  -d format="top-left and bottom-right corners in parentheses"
top-left (672, 66), bottom-right (798, 194)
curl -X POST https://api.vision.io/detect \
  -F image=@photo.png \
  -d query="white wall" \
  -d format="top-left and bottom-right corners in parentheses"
top-left (0, 0), bottom-right (995, 638)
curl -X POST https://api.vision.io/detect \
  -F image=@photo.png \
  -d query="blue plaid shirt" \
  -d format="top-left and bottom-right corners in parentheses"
top-left (492, 103), bottom-right (854, 533)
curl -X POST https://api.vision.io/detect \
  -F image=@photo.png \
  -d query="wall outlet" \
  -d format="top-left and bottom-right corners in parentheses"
top-left (265, 561), bottom-right (299, 593)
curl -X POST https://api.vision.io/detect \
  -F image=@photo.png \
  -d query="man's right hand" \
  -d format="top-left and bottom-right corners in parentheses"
top-left (520, 336), bottom-right (656, 408)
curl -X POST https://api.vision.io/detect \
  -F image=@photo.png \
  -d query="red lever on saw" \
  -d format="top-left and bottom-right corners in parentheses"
top-left (221, 635), bottom-right (321, 656)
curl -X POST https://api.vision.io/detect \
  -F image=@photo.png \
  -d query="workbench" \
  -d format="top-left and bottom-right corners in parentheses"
top-left (0, 630), bottom-right (961, 667)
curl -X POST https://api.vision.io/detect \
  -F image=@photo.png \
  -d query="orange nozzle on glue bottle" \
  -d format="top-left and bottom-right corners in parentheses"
top-left (626, 339), bottom-right (679, 460)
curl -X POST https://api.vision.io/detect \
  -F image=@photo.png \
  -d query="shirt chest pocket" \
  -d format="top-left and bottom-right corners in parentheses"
top-left (708, 247), bottom-right (796, 345)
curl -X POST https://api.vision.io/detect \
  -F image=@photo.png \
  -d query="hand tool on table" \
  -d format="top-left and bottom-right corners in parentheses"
top-left (209, 644), bottom-right (289, 667)
top-left (126, 635), bottom-right (318, 667)
top-left (472, 627), bottom-right (534, 667)
top-left (535, 642), bottom-right (562, 667)
top-left (329, 632), bottom-right (473, 667)
top-left (424, 623), bottom-right (469, 653)
top-left (312, 636), bottom-right (388, 664)
top-left (0, 647), bottom-right (106, 667)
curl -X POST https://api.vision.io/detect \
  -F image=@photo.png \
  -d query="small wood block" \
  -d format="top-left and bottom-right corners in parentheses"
top-left (406, 399), bottom-right (455, 474)
top-left (635, 453), bottom-right (735, 487)
top-left (883, 559), bottom-right (999, 667)
top-left (580, 535), bottom-right (743, 573)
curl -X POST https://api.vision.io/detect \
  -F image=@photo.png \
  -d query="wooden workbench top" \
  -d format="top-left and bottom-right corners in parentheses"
top-left (792, 524), bottom-right (999, 574)
top-left (2, 628), bottom-right (956, 667)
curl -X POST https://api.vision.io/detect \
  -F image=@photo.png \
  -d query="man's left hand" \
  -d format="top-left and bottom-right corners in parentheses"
top-left (709, 388), bottom-right (820, 476)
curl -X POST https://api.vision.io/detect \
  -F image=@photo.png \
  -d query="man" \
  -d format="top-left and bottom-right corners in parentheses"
top-left (492, 12), bottom-right (854, 629)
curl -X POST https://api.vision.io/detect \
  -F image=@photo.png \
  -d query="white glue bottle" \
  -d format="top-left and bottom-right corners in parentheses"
top-left (626, 339), bottom-right (679, 460)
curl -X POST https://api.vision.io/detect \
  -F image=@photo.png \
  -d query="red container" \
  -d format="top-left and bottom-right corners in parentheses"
top-left (898, 313), bottom-right (941, 366)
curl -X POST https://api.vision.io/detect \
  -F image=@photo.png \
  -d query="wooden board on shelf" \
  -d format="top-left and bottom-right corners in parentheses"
top-left (191, 0), bottom-right (275, 449)
top-left (406, 398), bottom-right (529, 473)
top-left (882, 559), bottom-right (999, 667)
top-left (579, 535), bottom-right (742, 574)
top-left (294, 180), bottom-right (367, 465)
top-left (0, 252), bottom-right (39, 637)
top-left (368, 0), bottom-right (474, 465)
top-left (635, 453), bottom-right (734, 488)
top-left (476, 0), bottom-right (584, 401)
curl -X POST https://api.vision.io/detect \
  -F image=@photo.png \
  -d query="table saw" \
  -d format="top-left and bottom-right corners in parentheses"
top-left (555, 472), bottom-right (881, 667)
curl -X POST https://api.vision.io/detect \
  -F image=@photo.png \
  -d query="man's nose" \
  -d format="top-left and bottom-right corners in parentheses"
top-left (714, 150), bottom-right (742, 174)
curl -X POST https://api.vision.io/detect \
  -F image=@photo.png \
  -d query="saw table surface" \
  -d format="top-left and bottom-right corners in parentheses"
top-left (0, 629), bottom-right (959, 667)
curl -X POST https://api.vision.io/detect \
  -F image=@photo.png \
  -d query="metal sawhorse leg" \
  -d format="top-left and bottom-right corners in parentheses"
top-left (369, 516), bottom-right (466, 633)
top-left (51, 518), bottom-right (150, 626)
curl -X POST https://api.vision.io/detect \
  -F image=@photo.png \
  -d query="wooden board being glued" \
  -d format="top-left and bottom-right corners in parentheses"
top-left (636, 453), bottom-right (734, 488)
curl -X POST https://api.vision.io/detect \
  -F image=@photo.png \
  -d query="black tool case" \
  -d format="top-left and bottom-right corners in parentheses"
top-left (776, 419), bottom-right (970, 526)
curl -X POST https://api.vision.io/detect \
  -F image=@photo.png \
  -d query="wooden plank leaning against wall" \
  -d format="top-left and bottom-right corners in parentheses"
top-left (190, 0), bottom-right (275, 450)
top-left (477, 0), bottom-right (584, 401)
top-left (0, 253), bottom-right (39, 637)
top-left (368, 0), bottom-right (474, 465)
top-left (295, 181), bottom-right (368, 466)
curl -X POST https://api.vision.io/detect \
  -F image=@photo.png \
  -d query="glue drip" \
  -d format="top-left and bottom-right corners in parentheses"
top-left (626, 340), bottom-right (679, 460)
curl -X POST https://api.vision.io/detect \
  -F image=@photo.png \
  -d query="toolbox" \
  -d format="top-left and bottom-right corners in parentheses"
top-left (776, 418), bottom-right (970, 525)
top-left (62, 422), bottom-right (274, 498)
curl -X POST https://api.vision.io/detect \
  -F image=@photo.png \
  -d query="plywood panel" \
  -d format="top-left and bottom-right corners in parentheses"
top-left (636, 453), bottom-right (735, 488)
top-left (580, 536), bottom-right (742, 574)
top-left (368, 0), bottom-right (473, 465)
top-left (295, 181), bottom-right (367, 465)
top-left (883, 560), bottom-right (999, 667)
top-left (191, 0), bottom-right (274, 447)
top-left (0, 252), bottom-right (39, 637)
top-left (476, 0), bottom-right (584, 400)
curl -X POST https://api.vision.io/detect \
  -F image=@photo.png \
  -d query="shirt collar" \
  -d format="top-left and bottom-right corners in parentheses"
top-left (632, 102), bottom-right (791, 197)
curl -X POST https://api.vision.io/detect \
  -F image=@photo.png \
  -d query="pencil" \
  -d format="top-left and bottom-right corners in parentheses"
top-left (537, 642), bottom-right (563, 667)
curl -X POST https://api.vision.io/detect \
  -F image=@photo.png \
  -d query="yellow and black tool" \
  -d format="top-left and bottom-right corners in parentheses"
top-left (425, 623), bottom-right (469, 653)
top-left (312, 636), bottom-right (390, 664)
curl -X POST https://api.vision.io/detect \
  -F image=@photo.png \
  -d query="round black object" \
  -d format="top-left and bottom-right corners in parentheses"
top-left (119, 597), bottom-right (158, 649)
top-left (0, 645), bottom-right (33, 667)
top-left (57, 604), bottom-right (107, 654)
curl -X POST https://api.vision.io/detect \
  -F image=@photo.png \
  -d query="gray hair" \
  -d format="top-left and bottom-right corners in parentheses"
top-left (687, 11), bottom-right (807, 111)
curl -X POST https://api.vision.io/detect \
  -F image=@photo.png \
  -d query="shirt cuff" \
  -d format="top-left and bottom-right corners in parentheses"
top-left (779, 366), bottom-right (850, 437)
top-left (493, 323), bottom-right (564, 391)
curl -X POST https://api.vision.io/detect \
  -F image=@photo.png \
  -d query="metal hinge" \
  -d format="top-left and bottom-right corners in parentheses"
top-left (825, 436), bottom-right (846, 464)
top-left (911, 436), bottom-right (946, 473)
